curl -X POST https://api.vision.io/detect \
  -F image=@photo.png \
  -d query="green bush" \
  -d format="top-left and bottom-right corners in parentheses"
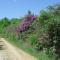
top-left (0, 17), bottom-right (10, 28)
top-left (45, 20), bottom-right (60, 60)
top-left (28, 34), bottom-right (37, 46)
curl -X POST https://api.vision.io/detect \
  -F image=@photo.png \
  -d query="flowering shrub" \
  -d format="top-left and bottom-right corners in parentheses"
top-left (16, 11), bottom-right (37, 33)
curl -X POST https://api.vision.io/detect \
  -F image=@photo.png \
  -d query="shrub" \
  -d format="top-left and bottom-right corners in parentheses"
top-left (16, 11), bottom-right (37, 33)
top-left (28, 34), bottom-right (37, 46)
top-left (0, 17), bottom-right (10, 28)
top-left (45, 20), bottom-right (60, 60)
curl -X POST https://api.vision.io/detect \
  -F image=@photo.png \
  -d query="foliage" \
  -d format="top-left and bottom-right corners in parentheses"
top-left (0, 4), bottom-right (60, 60)
top-left (0, 17), bottom-right (10, 28)
top-left (46, 20), bottom-right (60, 60)
top-left (16, 11), bottom-right (37, 33)
top-left (28, 34), bottom-right (37, 46)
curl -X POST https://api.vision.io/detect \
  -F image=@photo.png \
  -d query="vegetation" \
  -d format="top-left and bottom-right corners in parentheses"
top-left (0, 4), bottom-right (60, 60)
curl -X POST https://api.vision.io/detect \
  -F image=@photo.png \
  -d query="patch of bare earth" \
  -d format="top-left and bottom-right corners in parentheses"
top-left (0, 38), bottom-right (37, 60)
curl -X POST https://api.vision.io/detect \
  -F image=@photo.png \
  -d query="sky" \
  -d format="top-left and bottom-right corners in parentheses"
top-left (0, 0), bottom-right (60, 19)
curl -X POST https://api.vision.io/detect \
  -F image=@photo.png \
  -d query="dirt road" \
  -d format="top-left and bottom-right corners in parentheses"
top-left (0, 38), bottom-right (37, 60)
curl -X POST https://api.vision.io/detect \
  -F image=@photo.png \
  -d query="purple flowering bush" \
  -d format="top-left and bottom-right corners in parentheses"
top-left (16, 11), bottom-right (37, 34)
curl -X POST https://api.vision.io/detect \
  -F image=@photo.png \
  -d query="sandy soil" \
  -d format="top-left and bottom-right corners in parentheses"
top-left (0, 38), bottom-right (37, 60)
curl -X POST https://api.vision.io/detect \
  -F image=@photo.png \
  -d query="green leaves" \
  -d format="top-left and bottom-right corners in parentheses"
top-left (0, 17), bottom-right (10, 28)
top-left (28, 34), bottom-right (37, 46)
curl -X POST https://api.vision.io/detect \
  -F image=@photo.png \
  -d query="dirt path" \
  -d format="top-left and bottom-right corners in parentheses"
top-left (0, 38), bottom-right (37, 60)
